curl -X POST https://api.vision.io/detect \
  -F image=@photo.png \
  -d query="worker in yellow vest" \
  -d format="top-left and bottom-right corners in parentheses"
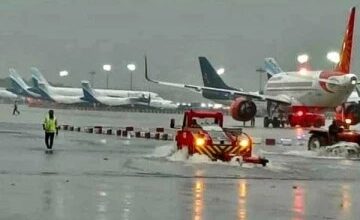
top-left (43, 110), bottom-right (58, 149)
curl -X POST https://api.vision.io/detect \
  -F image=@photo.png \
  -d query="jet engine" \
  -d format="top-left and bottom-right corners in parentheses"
top-left (230, 98), bottom-right (257, 121)
top-left (344, 103), bottom-right (360, 125)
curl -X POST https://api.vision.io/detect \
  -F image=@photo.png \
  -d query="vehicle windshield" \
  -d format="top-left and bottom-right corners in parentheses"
top-left (190, 117), bottom-right (219, 126)
top-left (201, 125), bottom-right (229, 141)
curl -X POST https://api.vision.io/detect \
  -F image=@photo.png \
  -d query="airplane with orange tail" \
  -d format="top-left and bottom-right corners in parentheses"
top-left (145, 7), bottom-right (359, 128)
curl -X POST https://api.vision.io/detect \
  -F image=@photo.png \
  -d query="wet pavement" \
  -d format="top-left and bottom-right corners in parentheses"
top-left (1, 104), bottom-right (360, 220)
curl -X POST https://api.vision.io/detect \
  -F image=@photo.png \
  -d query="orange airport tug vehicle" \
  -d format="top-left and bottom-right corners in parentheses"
top-left (171, 110), bottom-right (269, 166)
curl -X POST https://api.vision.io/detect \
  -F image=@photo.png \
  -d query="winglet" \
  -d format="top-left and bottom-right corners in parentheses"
top-left (335, 6), bottom-right (356, 74)
top-left (144, 55), bottom-right (150, 81)
top-left (144, 55), bottom-right (160, 84)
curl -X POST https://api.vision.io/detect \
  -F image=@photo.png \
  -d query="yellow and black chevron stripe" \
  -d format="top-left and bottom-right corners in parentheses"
top-left (195, 145), bottom-right (241, 160)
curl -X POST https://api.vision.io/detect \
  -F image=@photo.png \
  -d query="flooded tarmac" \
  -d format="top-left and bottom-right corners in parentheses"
top-left (1, 104), bottom-right (360, 220)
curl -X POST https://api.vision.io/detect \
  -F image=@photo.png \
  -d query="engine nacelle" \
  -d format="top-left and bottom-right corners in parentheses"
top-left (344, 104), bottom-right (360, 125)
top-left (230, 98), bottom-right (257, 121)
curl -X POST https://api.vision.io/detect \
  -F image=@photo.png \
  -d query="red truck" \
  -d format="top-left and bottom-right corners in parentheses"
top-left (171, 110), bottom-right (268, 166)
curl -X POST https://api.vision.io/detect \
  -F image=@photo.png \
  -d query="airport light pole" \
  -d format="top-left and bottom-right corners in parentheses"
top-left (297, 54), bottom-right (309, 64)
top-left (326, 51), bottom-right (340, 68)
top-left (89, 71), bottom-right (96, 87)
top-left (127, 63), bottom-right (136, 91)
top-left (103, 64), bottom-right (112, 89)
top-left (256, 68), bottom-right (265, 94)
top-left (59, 70), bottom-right (69, 86)
top-left (297, 54), bottom-right (310, 75)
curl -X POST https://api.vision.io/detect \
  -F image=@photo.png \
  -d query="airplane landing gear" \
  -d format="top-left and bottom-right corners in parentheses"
top-left (264, 102), bottom-right (286, 128)
top-left (264, 116), bottom-right (284, 128)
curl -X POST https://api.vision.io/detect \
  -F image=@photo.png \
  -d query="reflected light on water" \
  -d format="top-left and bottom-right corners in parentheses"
top-left (237, 180), bottom-right (247, 220)
top-left (122, 192), bottom-right (133, 220)
top-left (296, 128), bottom-right (305, 140)
top-left (96, 185), bottom-right (108, 220)
top-left (292, 185), bottom-right (305, 220)
top-left (341, 184), bottom-right (352, 215)
top-left (193, 178), bottom-right (204, 220)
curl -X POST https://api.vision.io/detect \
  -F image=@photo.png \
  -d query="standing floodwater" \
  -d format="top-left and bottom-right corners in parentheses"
top-left (0, 104), bottom-right (360, 219)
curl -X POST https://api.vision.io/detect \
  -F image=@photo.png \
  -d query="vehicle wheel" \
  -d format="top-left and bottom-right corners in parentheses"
top-left (261, 158), bottom-right (269, 167)
top-left (308, 135), bottom-right (327, 151)
top-left (264, 117), bottom-right (270, 128)
top-left (272, 117), bottom-right (280, 128)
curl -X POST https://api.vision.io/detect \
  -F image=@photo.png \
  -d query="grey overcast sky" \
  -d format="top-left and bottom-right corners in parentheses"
top-left (0, 0), bottom-right (359, 101)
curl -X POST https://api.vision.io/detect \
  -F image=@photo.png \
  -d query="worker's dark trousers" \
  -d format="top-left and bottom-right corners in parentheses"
top-left (12, 108), bottom-right (19, 115)
top-left (45, 132), bottom-right (55, 149)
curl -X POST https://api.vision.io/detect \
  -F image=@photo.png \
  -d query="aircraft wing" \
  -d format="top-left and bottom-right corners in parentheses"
top-left (144, 56), bottom-right (292, 105)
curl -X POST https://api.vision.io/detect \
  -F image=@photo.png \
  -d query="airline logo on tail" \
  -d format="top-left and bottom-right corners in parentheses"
top-left (7, 69), bottom-right (41, 98)
top-left (81, 81), bottom-right (99, 103)
top-left (319, 7), bottom-right (356, 93)
top-left (9, 69), bottom-right (29, 90)
top-left (31, 77), bottom-right (53, 100)
top-left (335, 7), bottom-right (356, 74)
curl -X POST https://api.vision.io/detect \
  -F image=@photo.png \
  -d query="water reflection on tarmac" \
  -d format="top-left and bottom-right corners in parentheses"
top-left (0, 104), bottom-right (360, 219)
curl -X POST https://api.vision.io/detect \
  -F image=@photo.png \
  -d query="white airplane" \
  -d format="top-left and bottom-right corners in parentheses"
top-left (137, 93), bottom-right (179, 109)
top-left (81, 81), bottom-right (137, 106)
top-left (145, 7), bottom-right (359, 127)
top-left (30, 67), bottom-right (160, 98)
top-left (33, 78), bottom-right (84, 104)
top-left (81, 80), bottom-right (178, 108)
top-left (0, 87), bottom-right (18, 99)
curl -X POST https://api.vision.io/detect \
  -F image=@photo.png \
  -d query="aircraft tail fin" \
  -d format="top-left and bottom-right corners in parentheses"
top-left (198, 57), bottom-right (235, 90)
top-left (264, 57), bottom-right (283, 79)
top-left (9, 69), bottom-right (30, 89)
top-left (29, 75), bottom-right (43, 92)
top-left (36, 81), bottom-right (53, 100)
top-left (335, 7), bottom-right (356, 74)
top-left (81, 81), bottom-right (98, 103)
top-left (30, 67), bottom-right (50, 85)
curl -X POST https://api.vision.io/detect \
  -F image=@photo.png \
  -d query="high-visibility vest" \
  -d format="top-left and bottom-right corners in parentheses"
top-left (44, 116), bottom-right (57, 133)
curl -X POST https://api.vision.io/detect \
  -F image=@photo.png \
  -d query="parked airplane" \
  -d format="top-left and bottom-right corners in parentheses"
top-left (81, 80), bottom-right (178, 108)
top-left (136, 93), bottom-right (179, 109)
top-left (30, 67), bottom-right (160, 99)
top-left (145, 7), bottom-right (359, 127)
top-left (32, 78), bottom-right (84, 104)
top-left (81, 81), bottom-right (137, 106)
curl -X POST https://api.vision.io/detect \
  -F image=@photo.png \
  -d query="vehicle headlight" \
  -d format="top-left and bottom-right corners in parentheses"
top-left (237, 134), bottom-right (251, 149)
top-left (195, 137), bottom-right (206, 147)
top-left (239, 139), bottom-right (250, 148)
